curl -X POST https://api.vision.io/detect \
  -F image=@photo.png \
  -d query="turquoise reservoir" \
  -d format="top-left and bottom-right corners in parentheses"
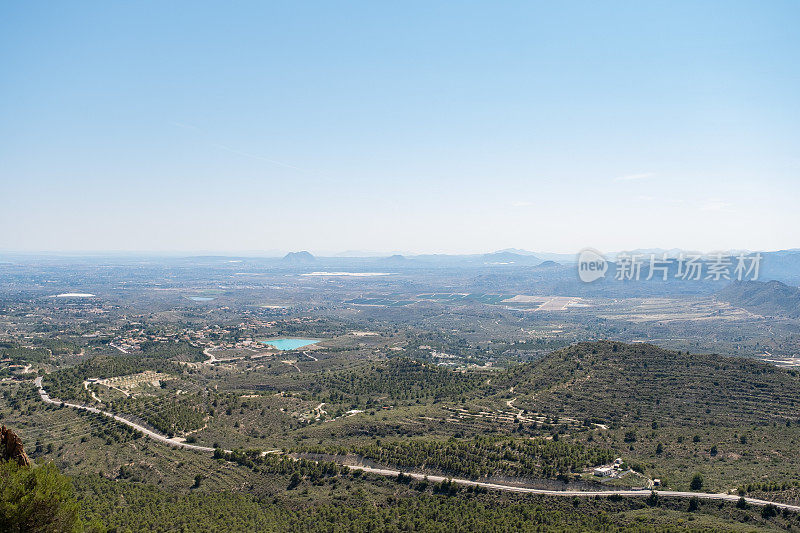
top-left (260, 338), bottom-right (319, 351)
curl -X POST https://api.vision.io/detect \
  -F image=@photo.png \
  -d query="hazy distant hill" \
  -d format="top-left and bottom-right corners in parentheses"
top-left (481, 251), bottom-right (541, 265)
top-left (494, 248), bottom-right (541, 256)
top-left (761, 250), bottom-right (800, 285)
top-left (282, 251), bottom-right (315, 264)
top-left (378, 254), bottom-right (408, 265)
top-left (716, 280), bottom-right (800, 318)
top-left (504, 341), bottom-right (800, 428)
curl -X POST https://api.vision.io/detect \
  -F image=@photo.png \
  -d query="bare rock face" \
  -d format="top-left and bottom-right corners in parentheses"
top-left (0, 425), bottom-right (31, 467)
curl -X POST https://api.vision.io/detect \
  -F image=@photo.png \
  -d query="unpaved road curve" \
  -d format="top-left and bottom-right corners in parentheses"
top-left (35, 376), bottom-right (222, 453)
top-left (33, 377), bottom-right (800, 512)
top-left (344, 464), bottom-right (800, 512)
top-left (202, 347), bottom-right (217, 364)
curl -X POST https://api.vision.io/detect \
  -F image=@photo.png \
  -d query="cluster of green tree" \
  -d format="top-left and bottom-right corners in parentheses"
top-left (739, 479), bottom-right (800, 506)
top-left (0, 344), bottom-right (50, 364)
top-left (84, 412), bottom-right (143, 445)
top-left (113, 395), bottom-right (207, 436)
top-left (24, 410), bottom-right (144, 459)
top-left (43, 356), bottom-right (179, 402)
top-left (34, 339), bottom-right (82, 356)
top-left (308, 358), bottom-right (487, 406)
top-left (139, 341), bottom-right (206, 362)
top-left (304, 435), bottom-right (614, 480)
top-left (70, 473), bottom-right (800, 532)
top-left (0, 459), bottom-right (83, 532)
top-left (213, 448), bottom-right (343, 484)
top-left (0, 387), bottom-right (31, 413)
top-left (742, 480), bottom-right (800, 493)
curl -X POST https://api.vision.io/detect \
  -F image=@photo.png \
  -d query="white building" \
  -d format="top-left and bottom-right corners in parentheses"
top-left (593, 466), bottom-right (614, 477)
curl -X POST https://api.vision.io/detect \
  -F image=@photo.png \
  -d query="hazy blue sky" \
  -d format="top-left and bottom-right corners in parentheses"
top-left (1, 1), bottom-right (798, 255)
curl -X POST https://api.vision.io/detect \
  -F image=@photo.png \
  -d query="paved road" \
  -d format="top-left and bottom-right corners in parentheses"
top-left (33, 377), bottom-right (800, 512)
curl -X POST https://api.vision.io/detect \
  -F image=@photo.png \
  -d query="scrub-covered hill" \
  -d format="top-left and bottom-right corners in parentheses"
top-left (504, 340), bottom-right (800, 428)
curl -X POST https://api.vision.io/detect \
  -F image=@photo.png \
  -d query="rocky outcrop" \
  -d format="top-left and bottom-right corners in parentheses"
top-left (0, 425), bottom-right (31, 466)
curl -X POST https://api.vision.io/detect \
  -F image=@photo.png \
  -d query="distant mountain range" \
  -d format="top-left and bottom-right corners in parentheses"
top-left (7, 249), bottom-right (800, 286)
top-left (186, 249), bottom-right (800, 286)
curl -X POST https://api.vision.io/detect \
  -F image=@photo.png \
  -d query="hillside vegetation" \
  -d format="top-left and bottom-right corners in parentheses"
top-left (717, 280), bottom-right (800, 318)
top-left (505, 341), bottom-right (800, 429)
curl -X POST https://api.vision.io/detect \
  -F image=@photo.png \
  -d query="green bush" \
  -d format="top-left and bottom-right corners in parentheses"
top-left (0, 461), bottom-right (82, 533)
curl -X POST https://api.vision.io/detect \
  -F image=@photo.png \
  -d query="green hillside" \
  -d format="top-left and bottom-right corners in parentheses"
top-left (506, 341), bottom-right (800, 428)
top-left (717, 280), bottom-right (800, 318)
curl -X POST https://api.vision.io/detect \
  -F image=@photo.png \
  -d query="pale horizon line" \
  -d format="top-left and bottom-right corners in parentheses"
top-left (0, 246), bottom-right (796, 258)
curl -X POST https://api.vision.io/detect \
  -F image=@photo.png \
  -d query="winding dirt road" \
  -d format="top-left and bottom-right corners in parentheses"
top-left (33, 376), bottom-right (800, 512)
top-left (35, 376), bottom-right (220, 453)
